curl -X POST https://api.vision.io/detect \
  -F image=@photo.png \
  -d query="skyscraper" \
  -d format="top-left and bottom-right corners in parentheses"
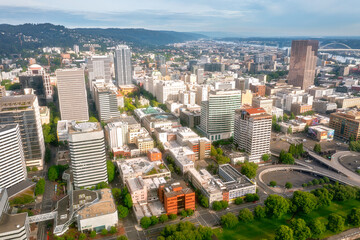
top-left (56, 69), bottom-right (89, 121)
top-left (234, 107), bottom-right (272, 163)
top-left (0, 94), bottom-right (45, 169)
top-left (67, 122), bottom-right (108, 189)
top-left (199, 89), bottom-right (241, 141)
top-left (0, 124), bottom-right (27, 189)
top-left (93, 83), bottom-right (120, 121)
top-left (87, 55), bottom-right (112, 94)
top-left (114, 45), bottom-right (132, 87)
top-left (288, 40), bottom-right (319, 90)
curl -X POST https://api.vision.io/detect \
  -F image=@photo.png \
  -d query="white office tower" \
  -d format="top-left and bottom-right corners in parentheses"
top-left (234, 107), bottom-right (272, 163)
top-left (0, 124), bottom-right (27, 189)
top-left (196, 68), bottom-right (204, 84)
top-left (180, 91), bottom-right (189, 105)
top-left (199, 90), bottom-right (241, 141)
top-left (56, 69), bottom-right (89, 122)
top-left (0, 94), bottom-right (45, 169)
top-left (94, 83), bottom-right (120, 121)
top-left (68, 122), bottom-right (108, 189)
top-left (87, 55), bottom-right (112, 94)
top-left (157, 80), bottom-right (186, 104)
top-left (196, 85), bottom-right (209, 105)
top-left (104, 122), bottom-right (128, 150)
top-left (114, 45), bottom-right (132, 86)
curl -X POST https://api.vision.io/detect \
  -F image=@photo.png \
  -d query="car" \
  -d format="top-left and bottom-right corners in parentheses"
top-left (303, 139), bottom-right (307, 142)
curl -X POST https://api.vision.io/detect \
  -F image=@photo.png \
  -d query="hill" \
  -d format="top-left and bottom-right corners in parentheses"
top-left (0, 23), bottom-right (206, 55)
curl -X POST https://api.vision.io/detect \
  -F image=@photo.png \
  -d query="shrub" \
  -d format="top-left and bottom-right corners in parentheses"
top-left (270, 181), bottom-right (277, 187)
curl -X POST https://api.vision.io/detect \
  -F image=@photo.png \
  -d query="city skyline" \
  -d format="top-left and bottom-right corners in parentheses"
top-left (1, 0), bottom-right (360, 36)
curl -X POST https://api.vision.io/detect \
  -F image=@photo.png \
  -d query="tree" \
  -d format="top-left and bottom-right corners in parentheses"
top-left (314, 143), bottom-right (321, 154)
top-left (186, 208), bottom-right (194, 216)
top-left (238, 208), bottom-right (254, 223)
top-left (254, 206), bottom-right (266, 219)
top-left (308, 218), bottom-right (326, 238)
top-left (180, 210), bottom-right (187, 217)
top-left (235, 197), bottom-right (244, 205)
top-left (96, 181), bottom-right (109, 189)
top-left (347, 208), bottom-right (360, 226)
top-left (110, 226), bottom-right (117, 234)
top-left (210, 145), bottom-right (217, 156)
top-left (45, 147), bottom-right (51, 163)
top-left (285, 182), bottom-right (293, 189)
top-left (101, 229), bottom-right (108, 236)
top-left (304, 124), bottom-right (309, 133)
top-left (89, 116), bottom-right (98, 122)
top-left (327, 213), bottom-right (345, 232)
top-left (169, 214), bottom-right (177, 220)
top-left (216, 148), bottom-right (223, 155)
top-left (78, 233), bottom-right (86, 240)
top-left (290, 112), bottom-right (295, 120)
top-left (220, 213), bottom-right (239, 229)
top-left (124, 193), bottom-right (133, 208)
top-left (220, 200), bottom-right (229, 209)
top-left (140, 216), bottom-right (152, 229)
top-left (48, 166), bottom-right (59, 181)
top-left (43, 124), bottom-right (55, 144)
top-left (283, 113), bottom-right (289, 122)
top-left (117, 236), bottom-right (128, 240)
top-left (118, 205), bottom-right (129, 219)
top-left (244, 193), bottom-right (259, 202)
top-left (107, 160), bottom-right (115, 182)
top-left (289, 218), bottom-right (311, 240)
top-left (112, 188), bottom-right (122, 204)
top-left (270, 181), bottom-right (277, 187)
top-left (35, 178), bottom-right (45, 196)
top-left (150, 215), bottom-right (159, 225)
top-left (279, 151), bottom-right (295, 164)
top-left (292, 191), bottom-right (318, 214)
top-left (159, 214), bottom-right (168, 223)
top-left (90, 231), bottom-right (96, 238)
top-left (265, 195), bottom-right (290, 218)
top-left (287, 126), bottom-right (292, 134)
top-left (241, 162), bottom-right (258, 179)
top-left (275, 225), bottom-right (294, 240)
top-left (212, 201), bottom-right (223, 211)
top-left (311, 188), bottom-right (331, 207)
top-left (262, 154), bottom-right (270, 162)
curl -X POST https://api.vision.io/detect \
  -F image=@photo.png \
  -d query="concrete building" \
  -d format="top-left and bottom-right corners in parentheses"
top-left (158, 181), bottom-right (195, 215)
top-left (291, 103), bottom-right (312, 115)
top-left (0, 95), bottom-right (45, 169)
top-left (104, 121), bottom-right (128, 150)
top-left (169, 146), bottom-right (195, 174)
top-left (134, 107), bottom-right (165, 120)
top-left (67, 122), bottom-right (108, 189)
top-left (114, 45), bottom-right (132, 86)
top-left (147, 148), bottom-right (162, 162)
top-left (308, 125), bottom-right (334, 142)
top-left (0, 124), bottom-right (27, 189)
top-left (329, 110), bottom-right (360, 141)
top-left (252, 97), bottom-right (273, 115)
top-left (195, 85), bottom-right (209, 105)
top-left (126, 177), bottom-right (148, 204)
top-left (234, 107), bottom-right (272, 163)
top-left (288, 40), bottom-right (319, 90)
top-left (135, 134), bottom-right (154, 154)
top-left (0, 86), bottom-right (6, 99)
top-left (142, 113), bottom-right (180, 133)
top-left (241, 90), bottom-right (253, 106)
top-left (250, 83), bottom-right (265, 97)
top-left (87, 55), bottom-right (112, 93)
top-left (156, 81), bottom-right (186, 104)
top-left (199, 90), bottom-right (241, 141)
top-left (39, 106), bottom-right (50, 125)
top-left (56, 68), bottom-right (89, 121)
top-left (93, 83), bottom-right (120, 121)
top-left (179, 108), bottom-right (201, 128)
top-left (0, 189), bottom-right (29, 240)
top-left (308, 87), bottom-right (334, 99)
top-left (312, 100), bottom-right (337, 114)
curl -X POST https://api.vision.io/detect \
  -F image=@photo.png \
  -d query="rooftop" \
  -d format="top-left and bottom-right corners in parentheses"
top-left (0, 213), bottom-right (27, 234)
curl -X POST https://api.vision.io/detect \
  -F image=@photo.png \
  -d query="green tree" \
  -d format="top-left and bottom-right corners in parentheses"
top-left (275, 225), bottom-right (294, 240)
top-left (117, 236), bottom-right (128, 240)
top-left (234, 197), bottom-right (244, 205)
top-left (118, 205), bottom-right (129, 219)
top-left (210, 145), bottom-right (217, 156)
top-left (292, 191), bottom-right (318, 214)
top-left (220, 213), bottom-right (239, 229)
top-left (169, 214), bottom-right (177, 220)
top-left (308, 218), bottom-right (326, 238)
top-left (90, 231), bottom-right (96, 238)
top-left (244, 193), bottom-right (259, 202)
top-left (254, 206), bottom-right (266, 219)
top-left (48, 166), bottom-right (59, 181)
top-left (262, 154), bottom-right (270, 162)
top-left (283, 113), bottom-right (289, 122)
top-left (240, 162), bottom-right (258, 179)
top-left (327, 213), bottom-right (345, 232)
top-left (290, 112), bottom-right (295, 120)
top-left (78, 233), bottom-right (86, 240)
top-left (238, 208), bottom-right (254, 223)
top-left (216, 148), bottom-right (223, 155)
top-left (35, 178), bottom-right (45, 196)
top-left (312, 188), bottom-right (332, 206)
top-left (212, 201), bottom-right (223, 211)
top-left (101, 228), bottom-right (108, 235)
top-left (124, 193), bottom-right (133, 208)
top-left (140, 216), bottom-right (152, 229)
top-left (107, 160), bottom-right (115, 182)
top-left (285, 182), bottom-right (293, 189)
top-left (150, 215), bottom-right (159, 225)
top-left (270, 181), bottom-right (277, 187)
top-left (314, 143), bottom-right (322, 153)
top-left (89, 116), bottom-right (98, 122)
top-left (112, 188), bottom-right (122, 204)
top-left (159, 214), bottom-right (168, 223)
top-left (110, 226), bottom-right (117, 234)
top-left (347, 208), bottom-right (360, 226)
top-left (186, 208), bottom-right (194, 216)
top-left (290, 218), bottom-right (311, 240)
top-left (287, 126), bottom-right (292, 134)
top-left (265, 194), bottom-right (290, 218)
top-left (96, 181), bottom-right (109, 189)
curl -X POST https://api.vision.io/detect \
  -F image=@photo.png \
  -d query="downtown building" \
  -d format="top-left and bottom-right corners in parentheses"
top-left (234, 107), bottom-right (272, 163)
top-left (329, 109), bottom-right (360, 141)
top-left (93, 83), bottom-right (120, 122)
top-left (199, 89), bottom-right (241, 141)
top-left (87, 55), bottom-right (112, 95)
top-left (114, 45), bottom-right (132, 87)
top-left (0, 124), bottom-right (27, 189)
top-left (288, 40), bottom-right (319, 90)
top-left (0, 94), bottom-right (45, 169)
top-left (63, 122), bottom-right (108, 189)
top-left (56, 68), bottom-right (89, 122)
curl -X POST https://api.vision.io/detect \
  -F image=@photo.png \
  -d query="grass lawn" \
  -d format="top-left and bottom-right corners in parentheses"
top-left (216, 199), bottom-right (360, 240)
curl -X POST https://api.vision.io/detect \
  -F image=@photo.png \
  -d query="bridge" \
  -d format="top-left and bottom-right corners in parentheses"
top-left (28, 211), bottom-right (57, 224)
top-left (318, 42), bottom-right (360, 52)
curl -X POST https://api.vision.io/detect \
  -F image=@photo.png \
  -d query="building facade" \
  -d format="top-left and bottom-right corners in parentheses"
top-left (114, 45), bottom-right (132, 86)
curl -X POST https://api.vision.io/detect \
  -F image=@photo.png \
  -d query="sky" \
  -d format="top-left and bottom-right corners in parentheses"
top-left (0, 0), bottom-right (360, 37)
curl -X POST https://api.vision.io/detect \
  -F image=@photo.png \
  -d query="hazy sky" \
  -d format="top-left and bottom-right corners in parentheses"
top-left (1, 0), bottom-right (360, 36)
